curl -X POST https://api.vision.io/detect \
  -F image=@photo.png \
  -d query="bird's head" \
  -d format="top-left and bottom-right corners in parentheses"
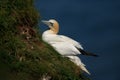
top-left (42, 19), bottom-right (59, 34)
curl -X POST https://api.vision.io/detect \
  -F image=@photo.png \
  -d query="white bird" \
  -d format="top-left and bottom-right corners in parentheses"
top-left (42, 19), bottom-right (98, 74)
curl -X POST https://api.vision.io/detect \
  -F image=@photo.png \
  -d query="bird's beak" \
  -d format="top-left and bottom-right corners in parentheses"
top-left (42, 20), bottom-right (51, 27)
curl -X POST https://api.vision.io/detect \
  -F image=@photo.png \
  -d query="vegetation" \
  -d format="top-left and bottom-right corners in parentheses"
top-left (0, 0), bottom-right (90, 80)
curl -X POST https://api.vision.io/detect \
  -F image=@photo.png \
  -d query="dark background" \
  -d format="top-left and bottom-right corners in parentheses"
top-left (34, 0), bottom-right (120, 80)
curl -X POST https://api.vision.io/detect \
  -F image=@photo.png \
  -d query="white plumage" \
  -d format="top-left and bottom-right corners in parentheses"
top-left (42, 19), bottom-right (97, 74)
top-left (67, 56), bottom-right (90, 74)
top-left (42, 33), bottom-right (82, 56)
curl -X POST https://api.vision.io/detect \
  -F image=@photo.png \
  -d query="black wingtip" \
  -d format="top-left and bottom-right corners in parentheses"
top-left (82, 51), bottom-right (99, 57)
top-left (91, 53), bottom-right (99, 57)
top-left (77, 47), bottom-right (99, 57)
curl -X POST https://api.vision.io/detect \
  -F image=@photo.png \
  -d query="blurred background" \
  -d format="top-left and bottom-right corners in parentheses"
top-left (34, 0), bottom-right (120, 80)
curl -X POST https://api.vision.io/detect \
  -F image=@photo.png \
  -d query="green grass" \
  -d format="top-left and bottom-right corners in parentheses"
top-left (0, 39), bottom-right (90, 80)
top-left (0, 0), bottom-right (91, 80)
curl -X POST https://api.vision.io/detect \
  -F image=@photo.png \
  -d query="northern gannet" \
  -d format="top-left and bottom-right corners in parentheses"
top-left (42, 19), bottom-right (98, 74)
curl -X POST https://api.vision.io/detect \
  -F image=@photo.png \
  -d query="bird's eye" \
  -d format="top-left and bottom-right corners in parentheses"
top-left (50, 22), bottom-right (53, 26)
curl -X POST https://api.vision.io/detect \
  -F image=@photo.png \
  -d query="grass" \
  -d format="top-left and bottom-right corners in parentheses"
top-left (0, 0), bottom-right (91, 80)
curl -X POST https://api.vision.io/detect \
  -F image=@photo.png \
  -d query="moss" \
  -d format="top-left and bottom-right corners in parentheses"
top-left (0, 0), bottom-right (90, 80)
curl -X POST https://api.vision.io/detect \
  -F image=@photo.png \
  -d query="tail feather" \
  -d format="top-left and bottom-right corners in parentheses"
top-left (67, 56), bottom-right (90, 75)
top-left (80, 63), bottom-right (90, 75)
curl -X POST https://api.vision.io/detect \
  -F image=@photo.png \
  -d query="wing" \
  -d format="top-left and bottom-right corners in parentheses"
top-left (43, 33), bottom-right (83, 49)
top-left (43, 34), bottom-right (98, 57)
top-left (59, 35), bottom-right (83, 49)
top-left (59, 35), bottom-right (98, 57)
top-left (51, 42), bottom-right (81, 56)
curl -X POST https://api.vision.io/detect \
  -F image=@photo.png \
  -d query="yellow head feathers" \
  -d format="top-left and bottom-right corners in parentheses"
top-left (42, 19), bottom-right (59, 34)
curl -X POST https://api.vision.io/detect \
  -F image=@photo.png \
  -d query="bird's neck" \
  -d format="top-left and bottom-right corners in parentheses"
top-left (44, 30), bottom-right (57, 35)
top-left (50, 24), bottom-right (59, 34)
top-left (50, 28), bottom-right (58, 34)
